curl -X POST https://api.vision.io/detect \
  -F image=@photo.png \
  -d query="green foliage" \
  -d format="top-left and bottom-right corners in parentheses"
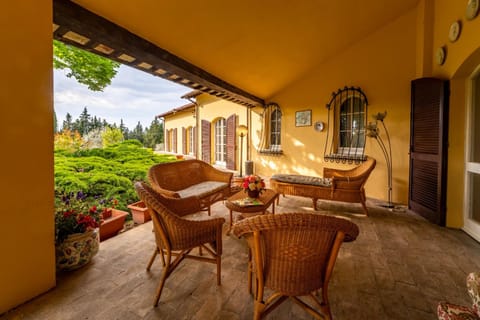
top-left (53, 40), bottom-right (120, 92)
top-left (144, 117), bottom-right (164, 149)
top-left (102, 127), bottom-right (124, 147)
top-left (55, 140), bottom-right (176, 210)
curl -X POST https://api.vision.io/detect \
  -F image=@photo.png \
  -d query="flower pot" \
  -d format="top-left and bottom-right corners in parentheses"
top-left (127, 201), bottom-right (151, 224)
top-left (55, 229), bottom-right (99, 271)
top-left (99, 209), bottom-right (128, 241)
top-left (247, 189), bottom-right (260, 199)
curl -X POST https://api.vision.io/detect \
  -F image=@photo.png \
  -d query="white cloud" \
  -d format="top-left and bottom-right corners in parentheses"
top-left (54, 65), bottom-right (191, 130)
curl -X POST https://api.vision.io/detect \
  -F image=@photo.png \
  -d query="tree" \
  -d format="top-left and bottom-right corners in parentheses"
top-left (102, 127), bottom-right (124, 147)
top-left (53, 111), bottom-right (58, 133)
top-left (54, 129), bottom-right (84, 152)
top-left (130, 121), bottom-right (144, 143)
top-left (144, 117), bottom-right (163, 149)
top-left (53, 40), bottom-right (120, 92)
top-left (119, 119), bottom-right (129, 140)
top-left (62, 113), bottom-right (73, 131)
top-left (75, 107), bottom-right (91, 136)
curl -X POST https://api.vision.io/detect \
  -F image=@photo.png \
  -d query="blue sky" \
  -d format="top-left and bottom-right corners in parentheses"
top-left (54, 65), bottom-right (191, 130)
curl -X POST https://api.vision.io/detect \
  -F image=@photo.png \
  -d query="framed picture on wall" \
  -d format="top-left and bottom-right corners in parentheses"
top-left (295, 110), bottom-right (312, 127)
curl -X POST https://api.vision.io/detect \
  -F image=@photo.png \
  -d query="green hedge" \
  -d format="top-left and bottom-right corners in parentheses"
top-left (55, 140), bottom-right (176, 211)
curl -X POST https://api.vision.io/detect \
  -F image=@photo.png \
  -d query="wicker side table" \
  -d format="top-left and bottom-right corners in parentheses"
top-left (225, 189), bottom-right (279, 227)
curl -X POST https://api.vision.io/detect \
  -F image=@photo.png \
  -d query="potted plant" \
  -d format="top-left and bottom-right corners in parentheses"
top-left (242, 174), bottom-right (266, 199)
top-left (127, 200), bottom-right (151, 224)
top-left (55, 191), bottom-right (102, 271)
top-left (97, 198), bottom-right (128, 241)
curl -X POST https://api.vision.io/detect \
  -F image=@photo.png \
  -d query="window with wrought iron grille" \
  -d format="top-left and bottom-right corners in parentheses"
top-left (258, 103), bottom-right (282, 154)
top-left (325, 87), bottom-right (368, 163)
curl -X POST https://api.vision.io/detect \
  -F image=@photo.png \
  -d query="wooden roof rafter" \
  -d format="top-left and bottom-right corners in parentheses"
top-left (52, 0), bottom-right (264, 108)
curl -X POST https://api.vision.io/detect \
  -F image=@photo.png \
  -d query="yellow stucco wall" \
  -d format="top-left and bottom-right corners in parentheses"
top-left (0, 1), bottom-right (55, 313)
top-left (429, 0), bottom-right (480, 227)
top-left (163, 107), bottom-right (196, 154)
top-left (196, 94), bottom-right (248, 170)
top-left (253, 9), bottom-right (417, 205)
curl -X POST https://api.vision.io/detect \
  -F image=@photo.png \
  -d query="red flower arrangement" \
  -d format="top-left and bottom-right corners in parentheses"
top-left (55, 191), bottom-right (114, 244)
top-left (242, 175), bottom-right (266, 194)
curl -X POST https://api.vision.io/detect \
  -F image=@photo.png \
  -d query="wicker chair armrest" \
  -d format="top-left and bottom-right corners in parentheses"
top-left (204, 166), bottom-right (233, 183)
top-left (157, 195), bottom-right (202, 217)
top-left (149, 183), bottom-right (180, 198)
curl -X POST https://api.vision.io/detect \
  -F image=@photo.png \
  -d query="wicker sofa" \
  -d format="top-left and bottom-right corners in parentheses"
top-left (148, 159), bottom-right (233, 215)
top-left (270, 157), bottom-right (376, 215)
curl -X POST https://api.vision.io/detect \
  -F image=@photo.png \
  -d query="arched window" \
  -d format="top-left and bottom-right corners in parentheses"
top-left (325, 87), bottom-right (368, 163)
top-left (259, 103), bottom-right (282, 154)
top-left (270, 108), bottom-right (281, 147)
top-left (214, 118), bottom-right (227, 165)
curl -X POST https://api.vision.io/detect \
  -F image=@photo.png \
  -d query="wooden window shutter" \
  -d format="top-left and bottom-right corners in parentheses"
top-left (173, 128), bottom-right (177, 153)
top-left (409, 78), bottom-right (449, 226)
top-left (193, 126), bottom-right (196, 156)
top-left (182, 127), bottom-right (186, 155)
top-left (201, 120), bottom-right (211, 163)
top-left (166, 130), bottom-right (170, 151)
top-left (226, 114), bottom-right (236, 170)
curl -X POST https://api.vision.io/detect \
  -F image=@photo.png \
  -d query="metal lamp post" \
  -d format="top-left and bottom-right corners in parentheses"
top-left (237, 125), bottom-right (248, 177)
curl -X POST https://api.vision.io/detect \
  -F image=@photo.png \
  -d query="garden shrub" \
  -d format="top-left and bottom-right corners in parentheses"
top-left (55, 140), bottom-right (176, 210)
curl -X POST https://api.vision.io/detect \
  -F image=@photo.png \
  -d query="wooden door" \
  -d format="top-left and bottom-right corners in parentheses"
top-left (409, 78), bottom-right (449, 225)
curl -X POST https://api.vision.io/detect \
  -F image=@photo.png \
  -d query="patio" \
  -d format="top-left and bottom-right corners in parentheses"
top-left (2, 195), bottom-right (480, 320)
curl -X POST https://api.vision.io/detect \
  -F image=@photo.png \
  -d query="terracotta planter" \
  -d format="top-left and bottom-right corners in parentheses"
top-left (127, 201), bottom-right (151, 224)
top-left (55, 229), bottom-right (99, 271)
top-left (99, 209), bottom-right (128, 241)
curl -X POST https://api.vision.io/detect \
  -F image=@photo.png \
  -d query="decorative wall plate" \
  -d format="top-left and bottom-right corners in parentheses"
top-left (436, 47), bottom-right (446, 65)
top-left (466, 0), bottom-right (480, 20)
top-left (314, 121), bottom-right (324, 132)
top-left (449, 21), bottom-right (461, 42)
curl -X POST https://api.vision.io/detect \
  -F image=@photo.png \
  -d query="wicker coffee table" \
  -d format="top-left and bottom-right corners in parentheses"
top-left (225, 189), bottom-right (279, 227)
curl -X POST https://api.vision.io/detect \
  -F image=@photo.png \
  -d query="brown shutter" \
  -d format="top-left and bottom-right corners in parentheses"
top-left (173, 128), bottom-right (177, 153)
top-left (201, 120), bottom-right (211, 163)
top-left (182, 127), bottom-right (186, 155)
top-left (193, 126), bottom-right (196, 156)
top-left (166, 130), bottom-right (170, 151)
top-left (226, 114), bottom-right (236, 170)
top-left (409, 78), bottom-right (449, 226)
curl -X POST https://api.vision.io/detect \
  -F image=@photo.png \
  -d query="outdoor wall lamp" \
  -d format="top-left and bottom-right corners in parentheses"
top-left (237, 125), bottom-right (248, 177)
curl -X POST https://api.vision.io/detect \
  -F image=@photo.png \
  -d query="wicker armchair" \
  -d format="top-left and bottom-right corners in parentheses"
top-left (270, 157), bottom-right (376, 215)
top-left (232, 213), bottom-right (359, 320)
top-left (148, 159), bottom-right (233, 215)
top-left (134, 182), bottom-right (225, 307)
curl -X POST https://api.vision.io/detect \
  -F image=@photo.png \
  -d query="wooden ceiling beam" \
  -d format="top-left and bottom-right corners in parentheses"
top-left (53, 0), bottom-right (264, 107)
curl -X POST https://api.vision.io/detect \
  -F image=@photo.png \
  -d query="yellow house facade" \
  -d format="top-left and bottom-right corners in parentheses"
top-left (3, 0), bottom-right (480, 314)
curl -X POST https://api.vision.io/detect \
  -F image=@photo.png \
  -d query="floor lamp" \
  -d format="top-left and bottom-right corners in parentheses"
top-left (366, 111), bottom-right (394, 208)
top-left (237, 125), bottom-right (248, 177)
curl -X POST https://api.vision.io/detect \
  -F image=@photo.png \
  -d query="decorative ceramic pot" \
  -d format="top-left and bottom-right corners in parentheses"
top-left (56, 229), bottom-right (99, 271)
top-left (247, 189), bottom-right (260, 199)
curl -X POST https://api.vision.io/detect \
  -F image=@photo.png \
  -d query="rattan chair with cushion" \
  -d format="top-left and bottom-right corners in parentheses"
top-left (232, 213), bottom-right (359, 320)
top-left (148, 159), bottom-right (232, 215)
top-left (270, 157), bottom-right (376, 215)
top-left (134, 182), bottom-right (225, 307)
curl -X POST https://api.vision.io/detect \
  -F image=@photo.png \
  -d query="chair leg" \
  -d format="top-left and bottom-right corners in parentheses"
top-left (153, 253), bottom-right (171, 307)
top-left (217, 254), bottom-right (221, 285)
top-left (147, 247), bottom-right (159, 270)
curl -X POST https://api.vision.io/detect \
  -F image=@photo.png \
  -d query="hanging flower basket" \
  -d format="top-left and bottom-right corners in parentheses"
top-left (55, 229), bottom-right (99, 271)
